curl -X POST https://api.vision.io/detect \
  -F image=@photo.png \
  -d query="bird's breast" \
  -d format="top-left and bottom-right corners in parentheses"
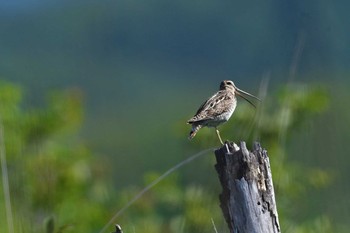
top-left (217, 103), bottom-right (236, 121)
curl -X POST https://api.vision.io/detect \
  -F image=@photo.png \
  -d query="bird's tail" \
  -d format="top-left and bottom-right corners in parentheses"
top-left (188, 124), bottom-right (202, 140)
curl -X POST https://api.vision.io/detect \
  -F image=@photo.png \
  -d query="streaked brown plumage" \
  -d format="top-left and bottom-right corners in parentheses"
top-left (187, 80), bottom-right (260, 144)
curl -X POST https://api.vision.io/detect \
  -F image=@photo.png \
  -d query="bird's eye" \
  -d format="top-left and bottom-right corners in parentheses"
top-left (227, 81), bottom-right (234, 86)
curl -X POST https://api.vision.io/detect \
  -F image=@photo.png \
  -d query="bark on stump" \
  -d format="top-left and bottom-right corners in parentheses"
top-left (215, 141), bottom-right (280, 233)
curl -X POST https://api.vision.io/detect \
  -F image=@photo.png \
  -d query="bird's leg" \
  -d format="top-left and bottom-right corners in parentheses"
top-left (215, 128), bottom-right (224, 145)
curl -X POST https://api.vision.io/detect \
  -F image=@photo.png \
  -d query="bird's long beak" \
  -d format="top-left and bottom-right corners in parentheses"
top-left (235, 88), bottom-right (260, 108)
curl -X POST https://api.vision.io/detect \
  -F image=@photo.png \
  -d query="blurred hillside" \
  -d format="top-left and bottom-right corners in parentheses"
top-left (1, 0), bottom-right (350, 163)
top-left (0, 1), bottom-right (350, 233)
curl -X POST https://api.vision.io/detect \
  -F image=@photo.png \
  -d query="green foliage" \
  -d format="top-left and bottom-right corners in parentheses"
top-left (115, 173), bottom-right (225, 233)
top-left (103, 82), bottom-right (335, 233)
top-left (0, 82), bottom-right (108, 233)
top-left (0, 80), bottom-right (345, 233)
top-left (45, 216), bottom-right (55, 233)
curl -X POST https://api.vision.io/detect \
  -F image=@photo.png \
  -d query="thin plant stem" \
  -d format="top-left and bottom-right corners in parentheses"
top-left (0, 121), bottom-right (14, 233)
top-left (98, 147), bottom-right (215, 233)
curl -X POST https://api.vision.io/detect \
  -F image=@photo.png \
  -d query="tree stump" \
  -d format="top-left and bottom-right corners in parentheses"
top-left (214, 141), bottom-right (280, 233)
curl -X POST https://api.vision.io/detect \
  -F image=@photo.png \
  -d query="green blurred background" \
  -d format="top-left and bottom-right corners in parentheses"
top-left (1, 1), bottom-right (350, 232)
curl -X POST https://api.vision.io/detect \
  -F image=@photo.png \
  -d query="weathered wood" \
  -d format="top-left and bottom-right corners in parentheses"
top-left (215, 141), bottom-right (280, 233)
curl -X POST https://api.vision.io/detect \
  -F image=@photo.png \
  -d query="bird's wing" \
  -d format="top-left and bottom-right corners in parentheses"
top-left (188, 91), bottom-right (232, 123)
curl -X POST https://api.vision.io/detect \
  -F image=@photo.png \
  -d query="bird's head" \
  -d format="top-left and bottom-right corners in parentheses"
top-left (219, 80), bottom-right (236, 91)
top-left (220, 80), bottom-right (260, 107)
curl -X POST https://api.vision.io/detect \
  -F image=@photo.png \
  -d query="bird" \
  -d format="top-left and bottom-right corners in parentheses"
top-left (187, 80), bottom-right (260, 145)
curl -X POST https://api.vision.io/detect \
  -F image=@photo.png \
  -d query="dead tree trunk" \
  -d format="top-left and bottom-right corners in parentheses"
top-left (214, 141), bottom-right (280, 233)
